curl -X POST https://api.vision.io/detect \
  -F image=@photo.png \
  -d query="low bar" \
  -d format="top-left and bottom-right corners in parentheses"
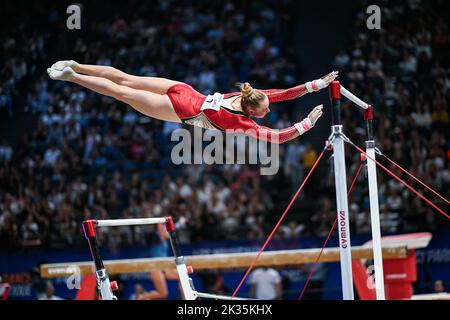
top-left (96, 217), bottom-right (167, 227)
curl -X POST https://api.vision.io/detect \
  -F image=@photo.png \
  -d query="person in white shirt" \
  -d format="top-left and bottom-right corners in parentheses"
top-left (38, 283), bottom-right (63, 300)
top-left (248, 267), bottom-right (282, 300)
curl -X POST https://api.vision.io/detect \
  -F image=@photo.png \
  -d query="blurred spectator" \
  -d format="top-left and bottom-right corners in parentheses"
top-left (248, 267), bottom-right (282, 300)
top-left (210, 273), bottom-right (230, 296)
top-left (284, 139), bottom-right (305, 191)
top-left (434, 280), bottom-right (446, 293)
top-left (299, 262), bottom-right (327, 300)
top-left (129, 283), bottom-right (145, 300)
top-left (38, 283), bottom-right (63, 300)
top-left (21, 213), bottom-right (42, 247)
top-left (303, 144), bottom-right (317, 172)
top-left (0, 139), bottom-right (13, 161)
top-left (199, 271), bottom-right (231, 297)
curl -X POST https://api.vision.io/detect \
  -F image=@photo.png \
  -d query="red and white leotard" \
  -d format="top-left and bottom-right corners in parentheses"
top-left (167, 81), bottom-right (320, 144)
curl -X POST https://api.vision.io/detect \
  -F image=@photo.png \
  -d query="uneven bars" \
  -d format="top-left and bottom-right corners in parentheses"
top-left (96, 217), bottom-right (167, 227)
top-left (340, 86), bottom-right (369, 110)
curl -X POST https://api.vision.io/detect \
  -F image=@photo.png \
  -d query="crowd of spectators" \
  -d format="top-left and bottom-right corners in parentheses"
top-left (328, 0), bottom-right (450, 236)
top-left (0, 0), bottom-right (300, 252)
top-left (0, 0), bottom-right (449, 257)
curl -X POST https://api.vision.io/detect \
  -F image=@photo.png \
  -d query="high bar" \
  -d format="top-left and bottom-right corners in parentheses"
top-left (340, 86), bottom-right (369, 110)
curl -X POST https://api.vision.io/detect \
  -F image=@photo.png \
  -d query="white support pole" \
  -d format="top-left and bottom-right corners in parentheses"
top-left (96, 269), bottom-right (116, 300)
top-left (337, 82), bottom-right (385, 299)
top-left (176, 262), bottom-right (197, 300)
top-left (332, 126), bottom-right (355, 300)
top-left (96, 217), bottom-right (167, 227)
top-left (330, 81), bottom-right (354, 300)
top-left (366, 142), bottom-right (385, 300)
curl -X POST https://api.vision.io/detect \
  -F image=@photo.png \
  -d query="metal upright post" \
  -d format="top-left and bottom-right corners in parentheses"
top-left (165, 217), bottom-right (197, 300)
top-left (82, 220), bottom-right (116, 300)
top-left (364, 106), bottom-right (386, 300)
top-left (329, 81), bottom-right (354, 300)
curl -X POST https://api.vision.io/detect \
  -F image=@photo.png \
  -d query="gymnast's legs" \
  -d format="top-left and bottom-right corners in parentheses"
top-left (47, 66), bottom-right (181, 123)
top-left (51, 60), bottom-right (181, 94)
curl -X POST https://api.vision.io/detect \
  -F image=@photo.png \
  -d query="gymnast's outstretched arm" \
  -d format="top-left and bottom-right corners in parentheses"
top-left (237, 105), bottom-right (323, 144)
top-left (261, 71), bottom-right (338, 103)
top-left (224, 71), bottom-right (338, 103)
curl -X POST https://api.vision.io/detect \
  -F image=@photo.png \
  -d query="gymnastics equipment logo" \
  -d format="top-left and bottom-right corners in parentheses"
top-left (339, 210), bottom-right (348, 249)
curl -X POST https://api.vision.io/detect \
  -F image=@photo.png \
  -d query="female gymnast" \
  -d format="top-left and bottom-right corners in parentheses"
top-left (47, 61), bottom-right (338, 143)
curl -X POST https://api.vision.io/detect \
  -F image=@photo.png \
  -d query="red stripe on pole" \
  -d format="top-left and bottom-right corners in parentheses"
top-left (329, 81), bottom-right (341, 100)
top-left (364, 105), bottom-right (373, 121)
top-left (82, 220), bottom-right (97, 238)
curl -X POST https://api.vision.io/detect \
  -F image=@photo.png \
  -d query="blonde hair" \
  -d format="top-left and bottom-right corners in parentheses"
top-left (237, 82), bottom-right (266, 114)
